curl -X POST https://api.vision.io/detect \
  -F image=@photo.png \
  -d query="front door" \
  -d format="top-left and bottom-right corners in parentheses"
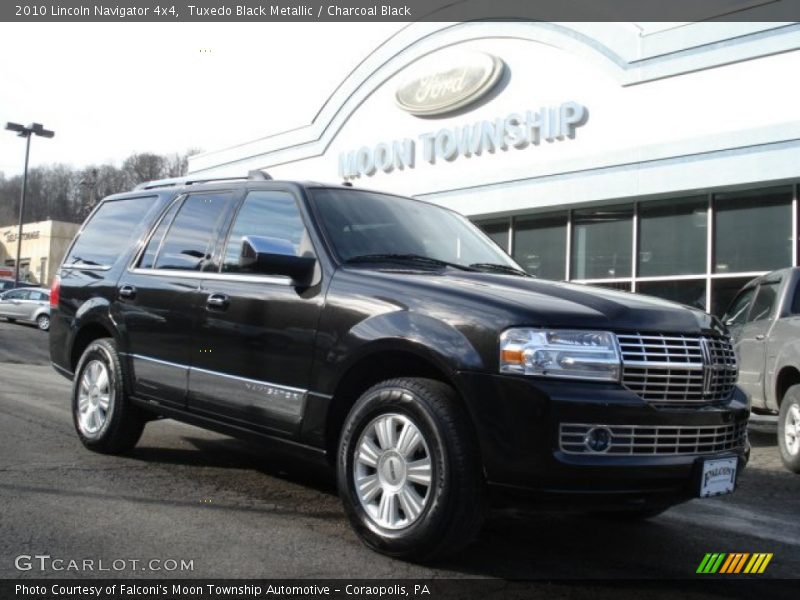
top-left (116, 190), bottom-right (237, 407)
top-left (732, 280), bottom-right (780, 409)
top-left (188, 188), bottom-right (324, 437)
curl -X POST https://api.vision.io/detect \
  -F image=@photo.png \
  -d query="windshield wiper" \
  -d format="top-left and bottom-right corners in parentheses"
top-left (469, 263), bottom-right (530, 277)
top-left (345, 254), bottom-right (476, 272)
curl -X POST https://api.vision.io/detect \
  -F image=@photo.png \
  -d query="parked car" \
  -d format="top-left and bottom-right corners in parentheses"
top-left (0, 286), bottom-right (51, 330)
top-left (0, 277), bottom-right (36, 292)
top-left (723, 267), bottom-right (800, 473)
top-left (50, 172), bottom-right (749, 560)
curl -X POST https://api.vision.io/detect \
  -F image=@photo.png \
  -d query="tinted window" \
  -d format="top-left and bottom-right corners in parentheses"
top-left (639, 197), bottom-right (707, 277)
top-left (154, 193), bottom-right (233, 271)
top-left (2, 289), bottom-right (28, 300)
top-left (714, 187), bottom-right (792, 273)
top-left (749, 282), bottom-right (780, 322)
top-left (724, 287), bottom-right (756, 326)
top-left (571, 205), bottom-right (633, 279)
top-left (637, 279), bottom-right (706, 311)
top-left (513, 212), bottom-right (567, 280)
top-left (312, 189), bottom-right (519, 269)
top-left (0, 281), bottom-right (13, 291)
top-left (222, 191), bottom-right (308, 273)
top-left (474, 220), bottom-right (510, 253)
top-left (138, 199), bottom-right (182, 269)
top-left (65, 197), bottom-right (158, 268)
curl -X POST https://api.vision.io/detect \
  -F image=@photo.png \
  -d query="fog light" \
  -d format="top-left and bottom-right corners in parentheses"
top-left (584, 426), bottom-right (612, 453)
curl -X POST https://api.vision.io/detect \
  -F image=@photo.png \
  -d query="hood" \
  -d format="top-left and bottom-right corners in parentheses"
top-left (345, 267), bottom-right (725, 335)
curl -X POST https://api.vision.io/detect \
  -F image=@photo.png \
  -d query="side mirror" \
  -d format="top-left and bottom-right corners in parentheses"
top-left (240, 235), bottom-right (316, 285)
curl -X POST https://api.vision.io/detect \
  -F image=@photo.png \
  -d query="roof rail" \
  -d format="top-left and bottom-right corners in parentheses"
top-left (134, 170), bottom-right (273, 191)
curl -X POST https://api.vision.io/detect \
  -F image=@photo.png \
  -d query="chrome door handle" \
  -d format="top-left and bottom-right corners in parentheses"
top-left (206, 293), bottom-right (229, 310)
top-left (118, 285), bottom-right (136, 299)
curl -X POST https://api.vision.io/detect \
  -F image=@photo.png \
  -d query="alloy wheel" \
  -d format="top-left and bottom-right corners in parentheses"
top-left (77, 360), bottom-right (112, 436)
top-left (354, 413), bottom-right (433, 530)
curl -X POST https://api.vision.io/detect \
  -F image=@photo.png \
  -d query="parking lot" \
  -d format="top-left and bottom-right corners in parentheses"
top-left (0, 319), bottom-right (798, 583)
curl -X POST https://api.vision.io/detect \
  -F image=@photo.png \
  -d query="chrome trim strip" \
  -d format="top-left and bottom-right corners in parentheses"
top-left (559, 422), bottom-right (747, 456)
top-left (127, 267), bottom-right (292, 286)
top-left (187, 364), bottom-right (306, 395)
top-left (126, 353), bottom-right (188, 370)
top-left (60, 264), bottom-right (112, 271)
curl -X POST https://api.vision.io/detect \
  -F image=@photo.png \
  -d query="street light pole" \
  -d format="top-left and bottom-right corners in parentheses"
top-left (5, 122), bottom-right (55, 288)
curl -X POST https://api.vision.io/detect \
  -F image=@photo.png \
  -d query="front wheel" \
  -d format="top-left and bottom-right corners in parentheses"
top-left (778, 385), bottom-right (800, 473)
top-left (72, 338), bottom-right (146, 454)
top-left (337, 377), bottom-right (485, 561)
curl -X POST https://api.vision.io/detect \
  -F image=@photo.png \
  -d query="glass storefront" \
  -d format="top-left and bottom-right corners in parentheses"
top-left (513, 212), bottom-right (567, 280)
top-left (639, 196), bottom-right (706, 277)
top-left (474, 183), bottom-right (798, 315)
top-left (571, 205), bottom-right (633, 280)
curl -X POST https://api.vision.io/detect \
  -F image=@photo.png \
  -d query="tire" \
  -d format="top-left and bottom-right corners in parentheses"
top-left (36, 314), bottom-right (50, 331)
top-left (778, 385), bottom-right (800, 473)
top-left (337, 377), bottom-right (485, 561)
top-left (6, 318), bottom-right (16, 323)
top-left (72, 338), bottom-right (146, 454)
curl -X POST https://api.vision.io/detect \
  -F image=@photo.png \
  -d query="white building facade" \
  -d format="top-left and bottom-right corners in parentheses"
top-left (188, 21), bottom-right (800, 315)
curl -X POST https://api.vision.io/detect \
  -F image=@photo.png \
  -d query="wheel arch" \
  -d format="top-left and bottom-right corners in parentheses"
top-left (322, 342), bottom-right (479, 465)
top-left (775, 365), bottom-right (800, 409)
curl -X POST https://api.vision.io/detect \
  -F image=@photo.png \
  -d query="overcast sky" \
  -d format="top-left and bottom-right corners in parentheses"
top-left (0, 22), bottom-right (406, 177)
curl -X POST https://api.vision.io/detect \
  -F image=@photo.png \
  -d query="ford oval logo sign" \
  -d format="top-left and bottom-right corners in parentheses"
top-left (395, 51), bottom-right (505, 117)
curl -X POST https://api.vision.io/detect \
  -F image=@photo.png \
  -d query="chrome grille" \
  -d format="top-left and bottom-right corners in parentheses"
top-left (559, 422), bottom-right (747, 455)
top-left (616, 333), bottom-right (737, 407)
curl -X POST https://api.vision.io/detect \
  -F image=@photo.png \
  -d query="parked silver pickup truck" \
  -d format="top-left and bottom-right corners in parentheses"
top-left (724, 267), bottom-right (800, 473)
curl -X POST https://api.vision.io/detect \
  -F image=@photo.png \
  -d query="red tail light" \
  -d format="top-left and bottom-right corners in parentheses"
top-left (50, 275), bottom-right (60, 309)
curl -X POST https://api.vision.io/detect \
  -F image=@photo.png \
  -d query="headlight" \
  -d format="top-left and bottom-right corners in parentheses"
top-left (499, 329), bottom-right (621, 382)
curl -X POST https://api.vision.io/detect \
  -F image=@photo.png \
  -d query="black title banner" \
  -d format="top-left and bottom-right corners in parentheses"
top-left (2, 0), bottom-right (800, 22)
top-left (3, 579), bottom-right (798, 600)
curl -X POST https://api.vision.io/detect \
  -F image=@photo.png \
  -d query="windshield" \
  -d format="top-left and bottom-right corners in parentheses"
top-left (310, 189), bottom-right (523, 272)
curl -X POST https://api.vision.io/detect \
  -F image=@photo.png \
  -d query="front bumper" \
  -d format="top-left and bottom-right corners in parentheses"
top-left (456, 372), bottom-right (750, 506)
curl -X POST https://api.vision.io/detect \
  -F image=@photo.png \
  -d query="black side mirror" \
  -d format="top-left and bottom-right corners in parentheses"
top-left (240, 235), bottom-right (316, 285)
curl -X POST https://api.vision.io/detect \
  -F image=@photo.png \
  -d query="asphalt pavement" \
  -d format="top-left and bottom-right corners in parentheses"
top-left (0, 319), bottom-right (798, 586)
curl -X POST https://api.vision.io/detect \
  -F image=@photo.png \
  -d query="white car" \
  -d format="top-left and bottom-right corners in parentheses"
top-left (0, 287), bottom-right (51, 330)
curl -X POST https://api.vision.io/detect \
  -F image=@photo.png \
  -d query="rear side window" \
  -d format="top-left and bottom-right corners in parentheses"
top-left (28, 291), bottom-right (48, 301)
top-left (154, 193), bottom-right (234, 271)
top-left (65, 197), bottom-right (158, 268)
top-left (3, 289), bottom-right (28, 300)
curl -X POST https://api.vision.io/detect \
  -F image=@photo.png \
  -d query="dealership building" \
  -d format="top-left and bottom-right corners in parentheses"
top-left (0, 220), bottom-right (80, 285)
top-left (188, 21), bottom-right (800, 315)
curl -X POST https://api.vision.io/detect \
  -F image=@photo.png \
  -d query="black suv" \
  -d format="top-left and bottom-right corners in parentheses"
top-left (50, 173), bottom-right (749, 559)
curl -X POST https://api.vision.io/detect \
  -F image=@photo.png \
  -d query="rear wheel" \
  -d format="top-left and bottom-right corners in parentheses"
top-left (72, 338), bottom-right (146, 454)
top-left (778, 385), bottom-right (800, 473)
top-left (337, 377), bottom-right (485, 561)
top-left (36, 314), bottom-right (49, 331)
top-left (6, 318), bottom-right (16, 323)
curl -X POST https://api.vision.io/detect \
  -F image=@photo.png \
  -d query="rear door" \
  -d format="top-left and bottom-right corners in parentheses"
top-left (117, 190), bottom-right (238, 408)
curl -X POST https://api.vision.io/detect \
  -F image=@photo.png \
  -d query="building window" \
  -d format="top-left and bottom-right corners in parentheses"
top-left (474, 219), bottom-right (509, 253)
top-left (714, 186), bottom-right (792, 274)
top-left (571, 205), bottom-right (633, 280)
top-left (513, 212), bottom-right (567, 280)
top-left (637, 279), bottom-right (706, 311)
top-left (639, 197), bottom-right (707, 277)
top-left (712, 276), bottom-right (755, 317)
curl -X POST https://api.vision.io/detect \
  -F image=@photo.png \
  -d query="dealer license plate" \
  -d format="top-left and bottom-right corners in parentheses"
top-left (699, 457), bottom-right (738, 498)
